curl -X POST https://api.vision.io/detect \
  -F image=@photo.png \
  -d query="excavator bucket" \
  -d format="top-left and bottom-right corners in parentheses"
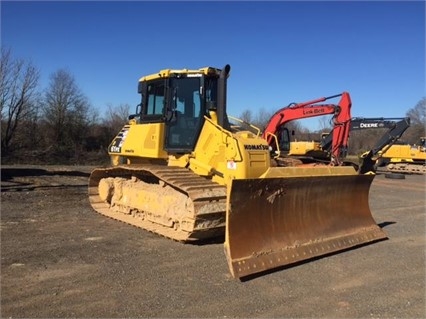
top-left (224, 166), bottom-right (387, 279)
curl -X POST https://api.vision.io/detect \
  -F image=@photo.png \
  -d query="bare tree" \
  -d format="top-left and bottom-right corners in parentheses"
top-left (83, 103), bottom-right (131, 153)
top-left (104, 103), bottom-right (130, 129)
top-left (239, 109), bottom-right (253, 123)
top-left (42, 69), bottom-right (93, 158)
top-left (0, 47), bottom-right (40, 155)
top-left (318, 115), bottom-right (334, 132)
top-left (253, 108), bottom-right (274, 130)
top-left (404, 97), bottom-right (426, 143)
top-left (407, 97), bottom-right (426, 126)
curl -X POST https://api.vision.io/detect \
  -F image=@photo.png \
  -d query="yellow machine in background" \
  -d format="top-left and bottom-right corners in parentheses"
top-left (379, 137), bottom-right (426, 174)
top-left (88, 65), bottom-right (386, 279)
top-left (288, 133), bottom-right (331, 160)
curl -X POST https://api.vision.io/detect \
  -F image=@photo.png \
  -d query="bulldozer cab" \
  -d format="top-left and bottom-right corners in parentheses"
top-left (138, 72), bottom-right (219, 153)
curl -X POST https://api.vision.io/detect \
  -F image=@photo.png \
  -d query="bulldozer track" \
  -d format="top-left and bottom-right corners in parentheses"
top-left (88, 165), bottom-right (227, 242)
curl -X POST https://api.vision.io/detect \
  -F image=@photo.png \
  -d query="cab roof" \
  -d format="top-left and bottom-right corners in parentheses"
top-left (139, 66), bottom-right (222, 82)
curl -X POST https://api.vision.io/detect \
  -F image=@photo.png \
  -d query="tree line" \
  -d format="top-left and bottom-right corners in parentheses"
top-left (1, 47), bottom-right (425, 165)
top-left (1, 48), bottom-right (130, 165)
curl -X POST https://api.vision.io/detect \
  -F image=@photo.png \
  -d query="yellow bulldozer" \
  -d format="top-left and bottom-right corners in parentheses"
top-left (88, 65), bottom-right (387, 279)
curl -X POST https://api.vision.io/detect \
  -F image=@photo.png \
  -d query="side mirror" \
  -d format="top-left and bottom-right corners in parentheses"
top-left (128, 103), bottom-right (142, 121)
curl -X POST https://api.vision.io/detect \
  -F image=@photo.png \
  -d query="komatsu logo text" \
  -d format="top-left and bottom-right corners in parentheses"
top-left (244, 144), bottom-right (269, 150)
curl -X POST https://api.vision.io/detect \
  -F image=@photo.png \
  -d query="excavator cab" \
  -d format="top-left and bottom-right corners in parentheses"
top-left (277, 127), bottom-right (292, 153)
top-left (419, 137), bottom-right (426, 150)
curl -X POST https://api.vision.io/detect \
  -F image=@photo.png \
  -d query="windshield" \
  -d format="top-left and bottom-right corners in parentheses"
top-left (172, 77), bottom-right (202, 118)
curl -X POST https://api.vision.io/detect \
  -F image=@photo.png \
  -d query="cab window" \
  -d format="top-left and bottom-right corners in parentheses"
top-left (139, 80), bottom-right (165, 123)
top-left (147, 81), bottom-right (165, 115)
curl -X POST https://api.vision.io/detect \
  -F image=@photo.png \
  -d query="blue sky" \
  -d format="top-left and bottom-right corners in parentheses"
top-left (2, 1), bottom-right (425, 129)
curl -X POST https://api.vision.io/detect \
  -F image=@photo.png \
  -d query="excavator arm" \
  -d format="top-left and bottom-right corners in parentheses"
top-left (320, 117), bottom-right (411, 173)
top-left (355, 117), bottom-right (410, 156)
top-left (356, 117), bottom-right (411, 173)
top-left (262, 92), bottom-right (352, 165)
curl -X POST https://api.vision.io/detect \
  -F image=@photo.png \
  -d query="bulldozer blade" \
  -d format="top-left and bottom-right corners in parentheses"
top-left (224, 172), bottom-right (387, 279)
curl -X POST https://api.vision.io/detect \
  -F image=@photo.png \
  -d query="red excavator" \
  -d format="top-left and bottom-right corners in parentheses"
top-left (261, 92), bottom-right (352, 166)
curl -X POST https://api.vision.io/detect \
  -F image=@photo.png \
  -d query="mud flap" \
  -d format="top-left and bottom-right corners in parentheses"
top-left (224, 172), bottom-right (387, 279)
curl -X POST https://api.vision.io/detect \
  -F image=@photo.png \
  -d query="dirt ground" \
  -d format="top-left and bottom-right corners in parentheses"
top-left (1, 165), bottom-right (425, 318)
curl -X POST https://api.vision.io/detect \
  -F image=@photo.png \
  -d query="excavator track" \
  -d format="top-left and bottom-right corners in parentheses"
top-left (88, 165), bottom-right (227, 242)
top-left (386, 162), bottom-right (426, 174)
